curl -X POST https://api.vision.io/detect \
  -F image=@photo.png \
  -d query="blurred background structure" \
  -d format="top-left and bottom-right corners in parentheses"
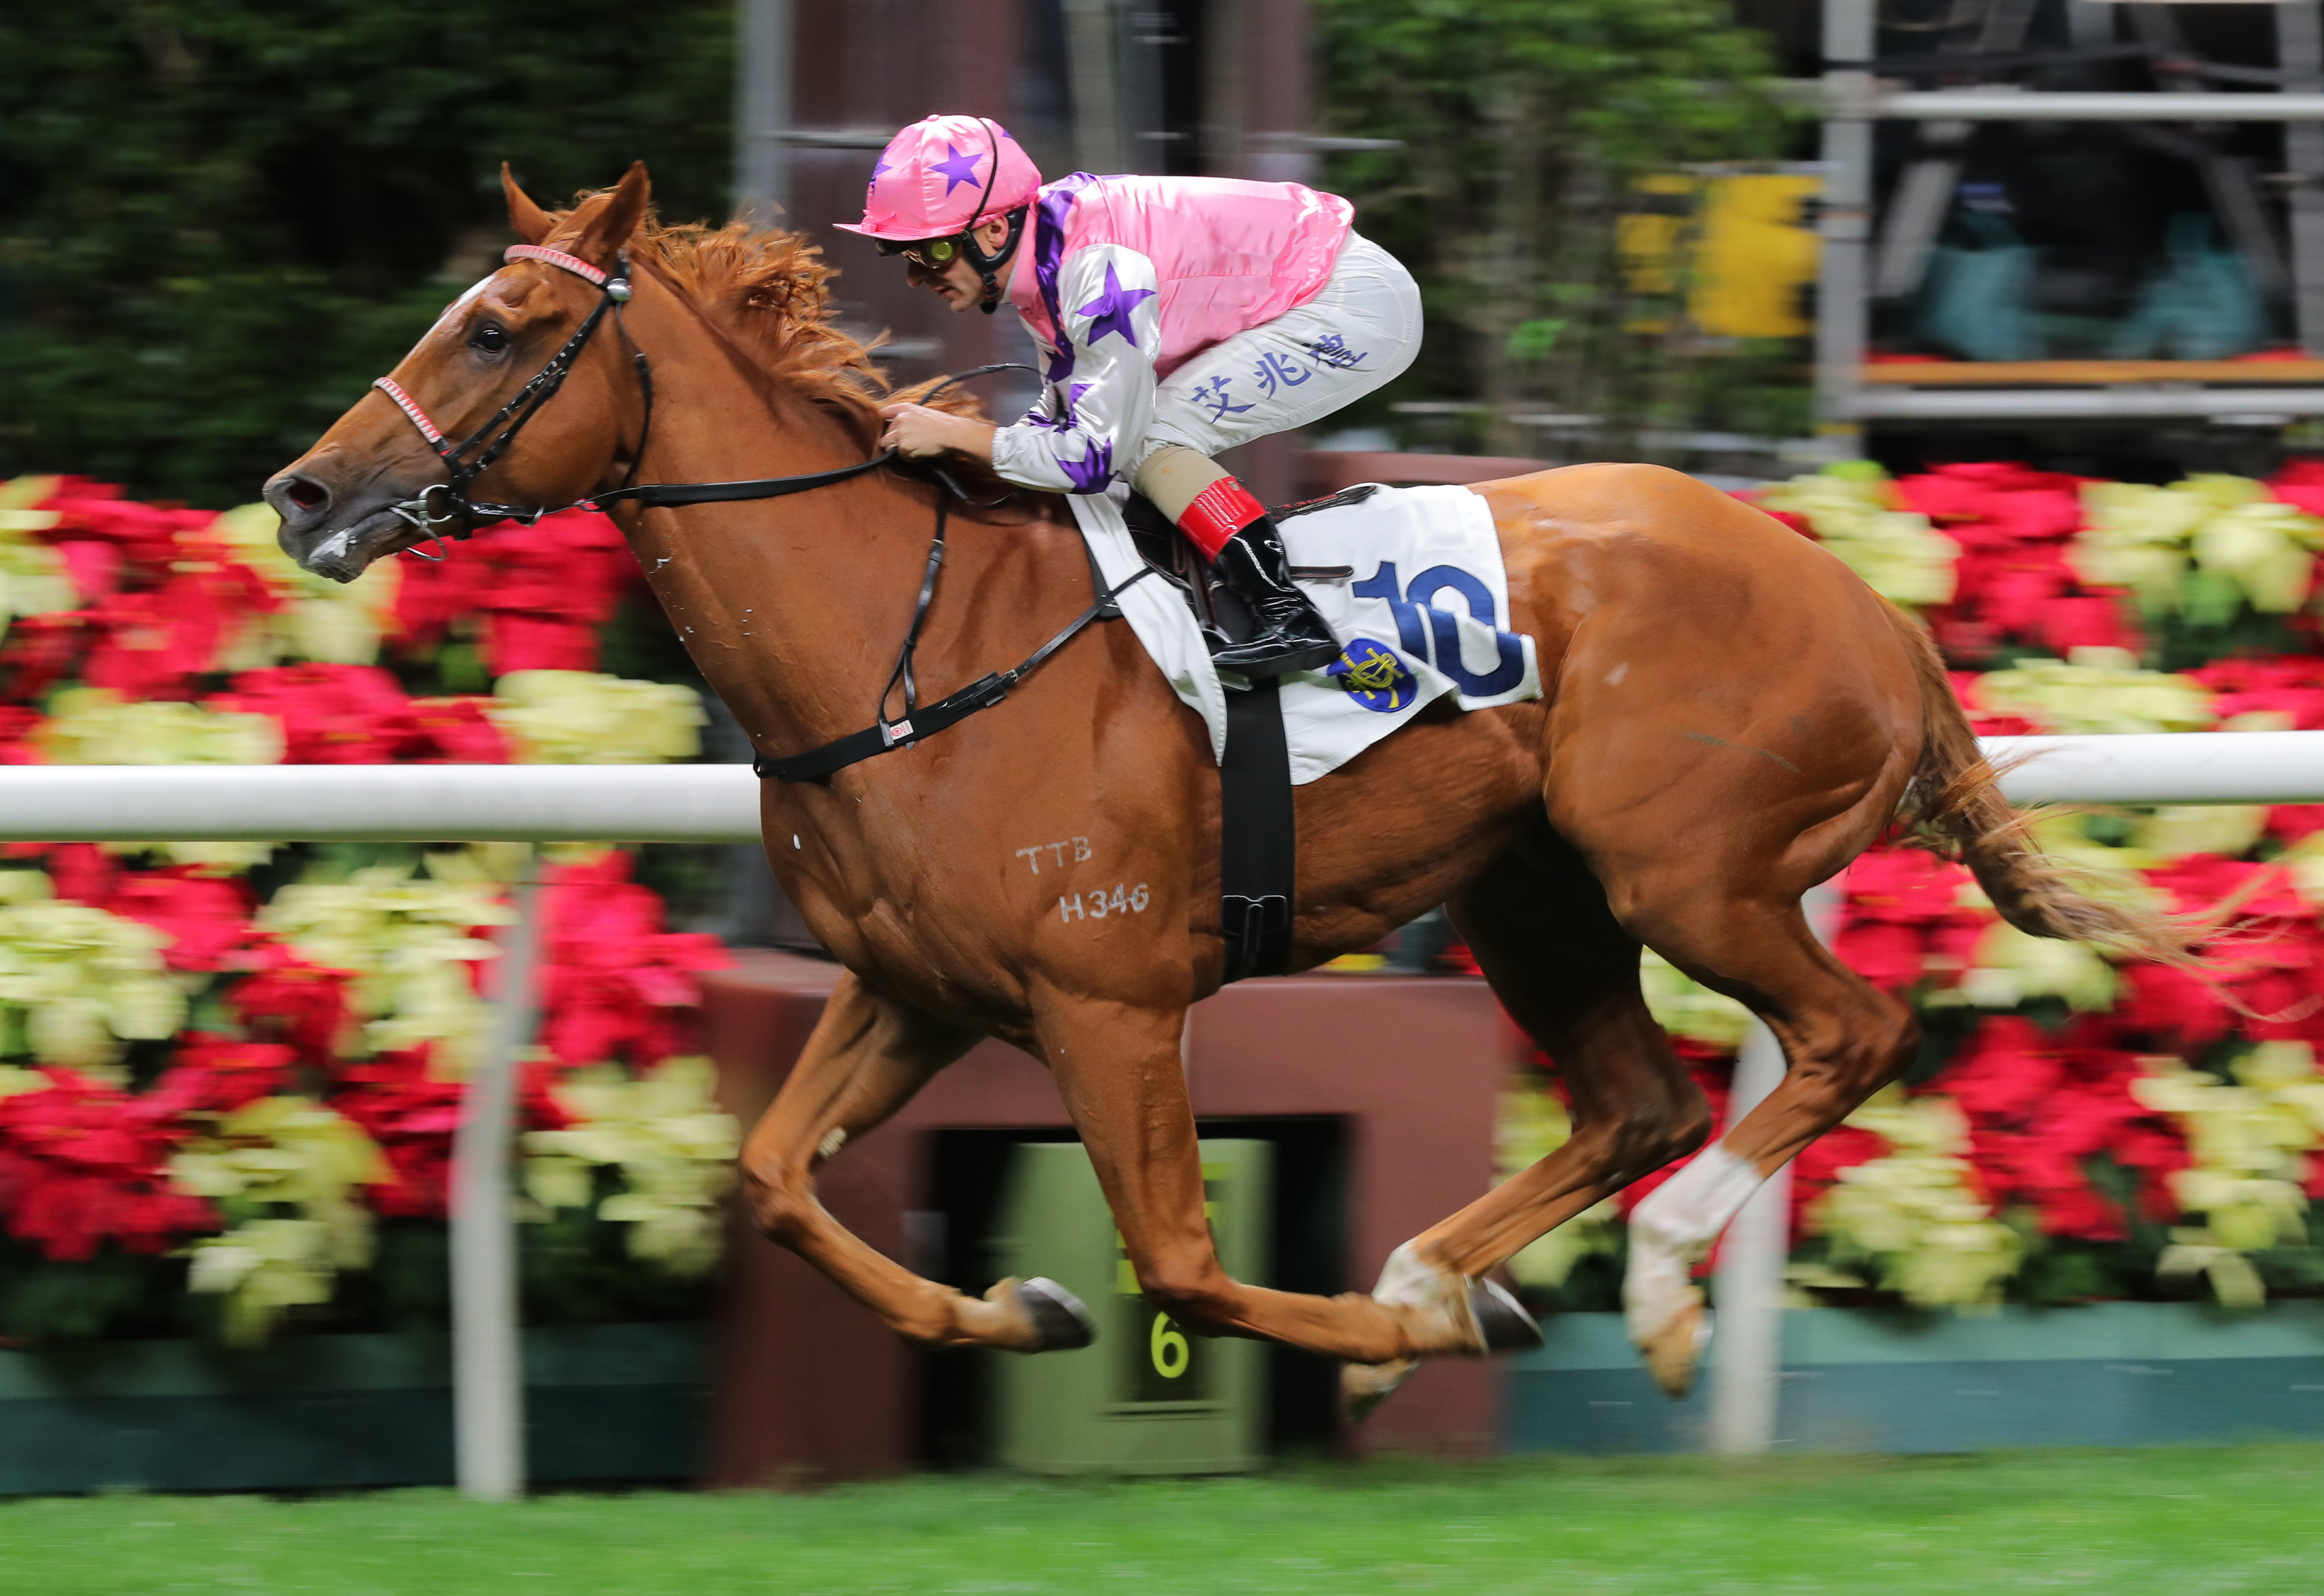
top-left (6, 0), bottom-right (2324, 1503)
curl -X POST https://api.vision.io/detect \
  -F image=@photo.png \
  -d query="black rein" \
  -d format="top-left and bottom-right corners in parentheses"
top-left (383, 264), bottom-right (1140, 784)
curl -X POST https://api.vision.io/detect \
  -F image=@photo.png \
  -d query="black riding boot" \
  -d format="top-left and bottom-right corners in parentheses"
top-left (1209, 514), bottom-right (1342, 677)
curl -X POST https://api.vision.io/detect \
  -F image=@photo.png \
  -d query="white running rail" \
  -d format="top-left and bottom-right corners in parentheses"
top-left (0, 735), bottom-right (2306, 844)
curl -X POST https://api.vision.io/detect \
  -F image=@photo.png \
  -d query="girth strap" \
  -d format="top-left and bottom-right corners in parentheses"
top-left (1218, 680), bottom-right (1297, 982)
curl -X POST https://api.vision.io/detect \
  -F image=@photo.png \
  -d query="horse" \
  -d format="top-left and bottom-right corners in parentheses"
top-left (265, 163), bottom-right (2185, 1413)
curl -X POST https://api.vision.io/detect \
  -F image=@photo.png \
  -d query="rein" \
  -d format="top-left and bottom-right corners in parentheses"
top-left (369, 247), bottom-right (1150, 781)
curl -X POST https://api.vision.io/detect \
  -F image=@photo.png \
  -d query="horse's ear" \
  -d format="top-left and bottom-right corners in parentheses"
top-left (575, 162), bottom-right (652, 266)
top-left (502, 163), bottom-right (553, 245)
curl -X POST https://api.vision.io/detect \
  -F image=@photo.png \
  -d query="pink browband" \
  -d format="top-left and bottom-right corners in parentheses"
top-left (503, 244), bottom-right (611, 287)
top-left (371, 245), bottom-right (616, 452)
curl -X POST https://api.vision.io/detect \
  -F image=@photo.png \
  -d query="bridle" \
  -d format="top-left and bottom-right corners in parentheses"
top-left (364, 239), bottom-right (1151, 781)
top-left (371, 242), bottom-right (895, 551)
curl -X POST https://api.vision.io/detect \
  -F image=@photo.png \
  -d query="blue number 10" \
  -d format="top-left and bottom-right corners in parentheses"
top-left (1352, 561), bottom-right (1526, 697)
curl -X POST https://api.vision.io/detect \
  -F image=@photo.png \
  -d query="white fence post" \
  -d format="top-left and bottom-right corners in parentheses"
top-left (450, 860), bottom-right (545, 1501)
top-left (1707, 881), bottom-right (1843, 1455)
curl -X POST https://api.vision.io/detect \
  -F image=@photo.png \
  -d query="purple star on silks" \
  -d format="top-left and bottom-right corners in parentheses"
top-left (1074, 264), bottom-right (1156, 349)
top-left (930, 142), bottom-right (984, 193)
top-left (1060, 438), bottom-right (1114, 494)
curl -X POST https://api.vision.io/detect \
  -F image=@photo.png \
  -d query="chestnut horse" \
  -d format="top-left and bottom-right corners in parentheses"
top-left (267, 165), bottom-right (2180, 1412)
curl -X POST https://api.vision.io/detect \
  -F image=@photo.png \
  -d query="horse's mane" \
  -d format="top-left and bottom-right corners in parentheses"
top-left (538, 190), bottom-right (1036, 514)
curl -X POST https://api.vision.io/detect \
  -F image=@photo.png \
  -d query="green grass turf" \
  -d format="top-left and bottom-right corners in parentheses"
top-left (4, 1447), bottom-right (2322, 1595)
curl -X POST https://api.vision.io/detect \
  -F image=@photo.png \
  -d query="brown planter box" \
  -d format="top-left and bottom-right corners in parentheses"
top-left (700, 952), bottom-right (1509, 1483)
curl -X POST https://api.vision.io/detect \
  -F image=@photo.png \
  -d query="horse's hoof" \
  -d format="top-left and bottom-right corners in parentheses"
top-left (1012, 1277), bottom-right (1097, 1352)
top-left (1633, 1299), bottom-right (1710, 1398)
top-left (1468, 1277), bottom-right (1543, 1355)
top-left (1340, 1357), bottom-right (1417, 1425)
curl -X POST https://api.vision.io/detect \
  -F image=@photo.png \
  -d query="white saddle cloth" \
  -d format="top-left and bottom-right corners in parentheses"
top-left (1070, 483), bottom-right (1542, 784)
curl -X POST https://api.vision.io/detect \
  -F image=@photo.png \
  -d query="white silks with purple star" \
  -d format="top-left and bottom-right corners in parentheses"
top-left (991, 244), bottom-right (1165, 495)
top-left (1070, 483), bottom-right (1541, 784)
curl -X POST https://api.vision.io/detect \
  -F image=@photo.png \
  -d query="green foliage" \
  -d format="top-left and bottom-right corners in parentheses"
top-left (1313, 0), bottom-right (1795, 454)
top-left (0, 1238), bottom-right (193, 1341)
top-left (0, 2), bottom-right (734, 508)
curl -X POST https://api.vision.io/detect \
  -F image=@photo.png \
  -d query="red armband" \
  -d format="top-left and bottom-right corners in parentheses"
top-left (1176, 477), bottom-right (1268, 559)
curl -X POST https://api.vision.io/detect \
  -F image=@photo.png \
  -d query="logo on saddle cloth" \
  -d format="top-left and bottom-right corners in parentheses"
top-left (1325, 637), bottom-right (1417, 713)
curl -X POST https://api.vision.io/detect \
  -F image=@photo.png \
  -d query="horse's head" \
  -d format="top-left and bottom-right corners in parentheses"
top-left (265, 163), bottom-right (654, 582)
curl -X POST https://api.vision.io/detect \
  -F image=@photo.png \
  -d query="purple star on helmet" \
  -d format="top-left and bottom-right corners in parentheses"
top-left (931, 143), bottom-right (984, 194)
top-left (1060, 437), bottom-right (1114, 494)
top-left (871, 151), bottom-right (895, 182)
top-left (1074, 264), bottom-right (1156, 349)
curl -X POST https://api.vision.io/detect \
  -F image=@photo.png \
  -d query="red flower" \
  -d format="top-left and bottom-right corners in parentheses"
top-left (43, 843), bottom-right (119, 907)
top-left (216, 664), bottom-right (416, 764)
top-left (1832, 845), bottom-right (1991, 993)
top-left (1832, 921), bottom-right (1929, 992)
top-left (391, 507), bottom-right (635, 676)
top-left (483, 614), bottom-right (601, 675)
top-left (82, 868), bottom-right (256, 972)
top-left (403, 696), bottom-right (509, 763)
top-left (2266, 458), bottom-right (2324, 519)
top-left (81, 562), bottom-right (276, 702)
top-left (2189, 655), bottom-right (2324, 731)
top-left (0, 706), bottom-right (39, 764)
top-left (0, 1068), bottom-right (216, 1261)
top-left (327, 1043), bottom-right (569, 1220)
top-left (1891, 462), bottom-right (2143, 664)
top-left (2108, 959), bottom-right (2234, 1055)
top-left (40, 847), bottom-right (258, 974)
top-left (1895, 462), bottom-right (2086, 541)
top-left (227, 944), bottom-right (355, 1066)
top-left (1790, 1123), bottom-right (1891, 1241)
top-left (2269, 804), bottom-right (2324, 844)
top-left (1927, 1017), bottom-right (2186, 1243)
top-left (529, 852), bottom-right (729, 1068)
top-left (328, 1045), bottom-right (462, 1218)
top-left (143, 1034), bottom-right (298, 1118)
top-left (33, 480), bottom-right (207, 581)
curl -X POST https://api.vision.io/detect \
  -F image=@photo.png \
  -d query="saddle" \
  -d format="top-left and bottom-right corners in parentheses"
top-left (1119, 483), bottom-right (1374, 651)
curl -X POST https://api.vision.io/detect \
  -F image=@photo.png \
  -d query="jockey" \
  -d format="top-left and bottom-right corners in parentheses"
top-left (840, 113), bottom-right (1421, 678)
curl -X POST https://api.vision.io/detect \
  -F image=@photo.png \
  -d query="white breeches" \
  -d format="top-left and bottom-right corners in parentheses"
top-left (1134, 233), bottom-right (1423, 477)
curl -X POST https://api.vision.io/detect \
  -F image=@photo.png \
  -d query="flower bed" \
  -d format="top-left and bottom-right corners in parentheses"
top-left (1506, 460), bottom-right (2324, 1316)
top-left (0, 478), bottom-right (739, 1346)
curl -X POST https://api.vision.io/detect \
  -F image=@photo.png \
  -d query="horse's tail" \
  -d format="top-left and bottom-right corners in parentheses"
top-left (1884, 604), bottom-right (2199, 966)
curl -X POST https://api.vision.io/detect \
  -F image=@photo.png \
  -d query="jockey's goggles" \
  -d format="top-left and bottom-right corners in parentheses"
top-left (879, 235), bottom-right (966, 269)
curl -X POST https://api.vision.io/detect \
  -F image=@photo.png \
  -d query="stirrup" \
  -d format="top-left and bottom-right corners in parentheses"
top-left (1210, 624), bottom-right (1340, 677)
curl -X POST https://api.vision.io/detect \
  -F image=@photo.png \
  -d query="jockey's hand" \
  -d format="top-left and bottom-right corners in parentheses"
top-left (877, 402), bottom-right (997, 463)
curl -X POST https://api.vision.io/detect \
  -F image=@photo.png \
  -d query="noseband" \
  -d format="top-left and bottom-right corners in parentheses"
top-left (371, 242), bottom-right (894, 550)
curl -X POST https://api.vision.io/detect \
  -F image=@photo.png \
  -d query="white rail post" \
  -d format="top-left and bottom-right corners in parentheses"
top-left (732, 0), bottom-right (794, 223)
top-left (451, 858), bottom-right (545, 1501)
top-left (1707, 881), bottom-right (1843, 1455)
top-left (1812, 0), bottom-right (1877, 458)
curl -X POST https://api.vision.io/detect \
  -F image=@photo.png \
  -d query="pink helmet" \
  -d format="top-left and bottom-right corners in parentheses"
top-left (835, 114), bottom-right (1043, 242)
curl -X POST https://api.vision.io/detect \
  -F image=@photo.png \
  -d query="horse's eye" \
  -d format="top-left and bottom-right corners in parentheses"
top-left (470, 323), bottom-right (509, 355)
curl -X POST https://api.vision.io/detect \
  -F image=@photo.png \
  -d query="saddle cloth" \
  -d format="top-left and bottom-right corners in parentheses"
top-left (1070, 483), bottom-right (1542, 784)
